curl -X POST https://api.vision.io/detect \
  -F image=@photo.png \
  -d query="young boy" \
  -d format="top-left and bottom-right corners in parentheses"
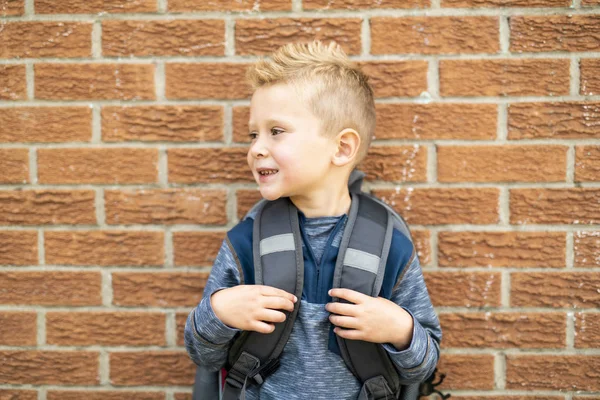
top-left (184, 40), bottom-right (442, 400)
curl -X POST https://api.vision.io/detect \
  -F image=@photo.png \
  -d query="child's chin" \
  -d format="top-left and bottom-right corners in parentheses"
top-left (259, 190), bottom-right (283, 201)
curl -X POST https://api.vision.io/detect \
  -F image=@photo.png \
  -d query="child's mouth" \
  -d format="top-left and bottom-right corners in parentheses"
top-left (258, 169), bottom-right (278, 181)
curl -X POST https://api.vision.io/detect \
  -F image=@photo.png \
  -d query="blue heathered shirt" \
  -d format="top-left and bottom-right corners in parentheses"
top-left (184, 207), bottom-right (442, 399)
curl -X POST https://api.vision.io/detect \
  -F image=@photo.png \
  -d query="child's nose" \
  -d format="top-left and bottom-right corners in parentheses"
top-left (250, 137), bottom-right (269, 158)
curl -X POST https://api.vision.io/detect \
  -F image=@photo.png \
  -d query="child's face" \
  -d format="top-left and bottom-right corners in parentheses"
top-left (247, 82), bottom-right (337, 201)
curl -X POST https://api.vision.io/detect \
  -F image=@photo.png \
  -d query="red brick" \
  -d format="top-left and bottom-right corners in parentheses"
top-left (575, 145), bottom-right (600, 182)
top-left (439, 231), bottom-right (565, 268)
top-left (102, 20), bottom-right (225, 57)
top-left (372, 17), bottom-right (499, 55)
top-left (453, 397), bottom-right (564, 400)
top-left (35, 63), bottom-right (155, 100)
top-left (173, 231), bottom-right (226, 266)
top-left (176, 312), bottom-right (188, 346)
top-left (0, 390), bottom-right (37, 400)
top-left (174, 394), bottom-right (192, 400)
top-left (440, 59), bottom-right (570, 96)
top-left (440, 312), bottom-right (566, 348)
top-left (0, 0), bottom-right (24, 15)
top-left (235, 18), bottom-right (362, 55)
top-left (37, 148), bottom-right (158, 184)
top-left (0, 107), bottom-right (92, 143)
top-left (360, 146), bottom-right (428, 182)
top-left (0, 230), bottom-right (37, 265)
top-left (358, 61), bottom-right (428, 98)
top-left (511, 16), bottom-right (600, 53)
top-left (233, 106), bottom-right (251, 143)
top-left (575, 312), bottom-right (600, 349)
top-left (424, 271), bottom-right (502, 307)
top-left (236, 189), bottom-right (263, 220)
top-left (437, 145), bottom-right (567, 182)
top-left (574, 231), bottom-right (600, 267)
top-left (0, 64), bottom-right (26, 100)
top-left (0, 22), bottom-right (91, 58)
top-left (112, 271), bottom-right (209, 307)
top-left (45, 231), bottom-right (164, 267)
top-left (411, 230), bottom-right (431, 266)
top-left (166, 63), bottom-right (251, 100)
top-left (0, 190), bottom-right (96, 226)
top-left (376, 103), bottom-right (496, 140)
top-left (168, 148), bottom-right (253, 184)
top-left (304, 0), bottom-right (429, 9)
top-left (511, 272), bottom-right (600, 308)
top-left (435, 354), bottom-right (495, 390)
top-left (0, 149), bottom-right (28, 184)
top-left (46, 312), bottom-right (166, 346)
top-left (443, 0), bottom-right (569, 5)
top-left (0, 271), bottom-right (102, 306)
top-left (508, 102), bottom-right (600, 140)
top-left (373, 188), bottom-right (499, 225)
top-left (582, 0), bottom-right (600, 4)
top-left (35, 0), bottom-right (156, 13)
top-left (110, 351), bottom-right (195, 386)
top-left (581, 59), bottom-right (600, 96)
top-left (168, 0), bottom-right (291, 11)
top-left (47, 392), bottom-right (165, 400)
top-left (102, 105), bottom-right (223, 143)
top-left (506, 355), bottom-right (600, 391)
top-left (510, 188), bottom-right (600, 225)
top-left (0, 350), bottom-right (98, 385)
top-left (0, 311), bottom-right (37, 346)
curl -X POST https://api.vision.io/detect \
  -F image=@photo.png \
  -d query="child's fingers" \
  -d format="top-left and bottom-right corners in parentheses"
top-left (258, 309), bottom-right (287, 324)
top-left (262, 295), bottom-right (295, 312)
top-left (325, 302), bottom-right (357, 316)
top-left (258, 285), bottom-right (298, 303)
top-left (329, 315), bottom-right (359, 330)
top-left (333, 327), bottom-right (362, 341)
top-left (329, 288), bottom-right (367, 304)
top-left (251, 321), bottom-right (276, 334)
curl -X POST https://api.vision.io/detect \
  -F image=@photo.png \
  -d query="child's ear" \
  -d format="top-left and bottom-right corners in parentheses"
top-left (332, 128), bottom-right (360, 167)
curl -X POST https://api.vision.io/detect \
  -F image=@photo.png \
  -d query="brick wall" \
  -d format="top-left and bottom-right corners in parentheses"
top-left (0, 0), bottom-right (599, 399)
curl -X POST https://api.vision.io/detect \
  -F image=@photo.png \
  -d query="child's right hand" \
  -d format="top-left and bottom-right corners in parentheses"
top-left (211, 285), bottom-right (298, 334)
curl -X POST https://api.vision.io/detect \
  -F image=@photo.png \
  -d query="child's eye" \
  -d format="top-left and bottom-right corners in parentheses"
top-left (271, 128), bottom-right (284, 135)
top-left (248, 132), bottom-right (257, 139)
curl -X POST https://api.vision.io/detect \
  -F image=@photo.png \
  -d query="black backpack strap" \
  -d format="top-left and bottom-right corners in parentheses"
top-left (223, 198), bottom-right (304, 400)
top-left (332, 192), bottom-right (401, 400)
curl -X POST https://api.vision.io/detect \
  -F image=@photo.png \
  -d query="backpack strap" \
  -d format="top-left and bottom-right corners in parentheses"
top-left (332, 192), bottom-right (401, 400)
top-left (223, 197), bottom-right (304, 400)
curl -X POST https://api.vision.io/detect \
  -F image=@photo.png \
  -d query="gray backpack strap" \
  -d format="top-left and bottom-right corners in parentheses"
top-left (332, 192), bottom-right (401, 400)
top-left (223, 197), bottom-right (304, 400)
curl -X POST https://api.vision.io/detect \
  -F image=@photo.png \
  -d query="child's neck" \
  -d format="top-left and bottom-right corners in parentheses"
top-left (290, 188), bottom-right (352, 218)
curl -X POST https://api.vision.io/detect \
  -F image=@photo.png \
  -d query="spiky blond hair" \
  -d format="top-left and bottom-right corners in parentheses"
top-left (246, 40), bottom-right (376, 165)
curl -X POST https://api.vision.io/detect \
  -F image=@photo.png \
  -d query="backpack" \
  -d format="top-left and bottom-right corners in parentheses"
top-left (192, 170), bottom-right (449, 400)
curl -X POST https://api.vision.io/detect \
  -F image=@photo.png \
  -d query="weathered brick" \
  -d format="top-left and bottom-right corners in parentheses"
top-left (45, 231), bottom-right (164, 267)
top-left (574, 231), bottom-right (600, 267)
top-left (304, 0), bottom-right (429, 9)
top-left (1, 0), bottom-right (24, 15)
top-left (105, 189), bottom-right (227, 225)
top-left (373, 188), bottom-right (499, 225)
top-left (173, 231), bottom-right (226, 266)
top-left (35, 63), bottom-right (155, 100)
top-left (0, 190), bottom-right (96, 226)
top-left (435, 354), bottom-right (495, 390)
top-left (511, 16), bottom-right (600, 53)
top-left (0, 149), bottom-right (29, 184)
top-left (102, 105), bottom-right (223, 143)
top-left (168, 0), bottom-right (291, 11)
top-left (372, 17), bottom-right (499, 55)
top-left (510, 188), bottom-right (600, 225)
top-left (168, 148), bottom-right (253, 184)
top-left (174, 393), bottom-right (192, 400)
top-left (102, 20), bottom-right (225, 57)
top-left (166, 63), bottom-right (251, 100)
top-left (0, 390), bottom-right (37, 400)
top-left (452, 397), bottom-right (564, 400)
top-left (580, 59), bottom-right (600, 96)
top-left (506, 355), bottom-right (600, 391)
top-left (358, 61), bottom-right (428, 98)
top-left (443, 0), bottom-right (569, 5)
top-left (424, 271), bottom-right (502, 307)
top-left (508, 102), bottom-right (600, 139)
top-left (359, 145), bottom-right (428, 182)
top-left (411, 230), bottom-right (431, 266)
top-left (0, 64), bottom-right (26, 100)
top-left (110, 351), bottom-right (195, 386)
top-left (0, 350), bottom-right (98, 385)
top-left (437, 145), bottom-right (567, 182)
top-left (0, 107), bottom-right (92, 143)
top-left (35, 0), bottom-right (156, 13)
top-left (0, 22), bottom-right (91, 58)
top-left (233, 106), bottom-right (251, 143)
top-left (37, 148), bottom-right (158, 184)
top-left (582, 0), bottom-right (600, 5)
top-left (575, 145), bottom-right (600, 182)
top-left (440, 312), bottom-right (566, 348)
top-left (47, 392), bottom-right (165, 400)
top-left (176, 312), bottom-right (189, 346)
top-left (440, 59), bottom-right (570, 96)
top-left (112, 271), bottom-right (209, 307)
top-left (235, 18), bottom-right (362, 55)
top-left (511, 272), bottom-right (600, 308)
top-left (575, 312), bottom-right (600, 349)
top-left (46, 312), bottom-right (166, 346)
top-left (0, 230), bottom-right (37, 265)
top-left (236, 189), bottom-right (263, 220)
top-left (376, 103), bottom-right (496, 140)
top-left (439, 231), bottom-right (565, 268)
top-left (0, 271), bottom-right (102, 305)
top-left (0, 311), bottom-right (37, 346)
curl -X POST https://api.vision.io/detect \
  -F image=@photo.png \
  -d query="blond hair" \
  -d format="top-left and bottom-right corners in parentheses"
top-left (246, 40), bottom-right (376, 165)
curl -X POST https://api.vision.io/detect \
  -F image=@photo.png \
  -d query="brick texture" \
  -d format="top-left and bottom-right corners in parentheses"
top-left (0, 22), bottom-right (92, 58)
top-left (511, 272), bottom-right (600, 308)
top-left (35, 0), bottom-right (156, 14)
top-left (168, 0), bottom-right (291, 11)
top-left (425, 271), bottom-right (502, 307)
top-left (173, 231), bottom-right (226, 266)
top-left (304, 0), bottom-right (429, 9)
top-left (575, 312), bottom-right (600, 349)
top-left (0, 149), bottom-right (29, 184)
top-left (168, 148), bottom-right (253, 183)
top-left (0, 230), bottom-right (37, 265)
top-left (0, 311), bottom-right (37, 346)
top-left (1, 0), bottom-right (24, 15)
top-left (510, 189), bottom-right (600, 224)
top-left (360, 146), bottom-right (428, 182)
top-left (511, 16), bottom-right (600, 53)
top-left (442, 0), bottom-right (570, 5)
top-left (0, 64), bottom-right (27, 100)
top-left (580, 59), bottom-right (600, 96)
top-left (0, 107), bottom-right (92, 143)
top-left (47, 392), bottom-right (165, 400)
top-left (575, 145), bottom-right (600, 182)
top-left (166, 63), bottom-right (251, 100)
top-left (358, 61), bottom-right (428, 98)
top-left (574, 231), bottom-right (600, 267)
top-left (110, 352), bottom-right (195, 386)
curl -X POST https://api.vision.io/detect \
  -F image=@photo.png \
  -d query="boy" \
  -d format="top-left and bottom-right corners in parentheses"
top-left (184, 40), bottom-right (442, 399)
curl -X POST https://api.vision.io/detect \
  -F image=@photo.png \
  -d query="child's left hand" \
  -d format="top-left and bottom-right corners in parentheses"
top-left (326, 288), bottom-right (414, 351)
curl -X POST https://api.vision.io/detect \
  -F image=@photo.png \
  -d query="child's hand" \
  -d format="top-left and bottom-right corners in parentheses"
top-left (211, 285), bottom-right (298, 334)
top-left (326, 288), bottom-right (414, 350)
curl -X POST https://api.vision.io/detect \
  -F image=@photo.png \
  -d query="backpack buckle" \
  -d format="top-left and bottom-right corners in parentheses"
top-left (248, 358), bottom-right (281, 385)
